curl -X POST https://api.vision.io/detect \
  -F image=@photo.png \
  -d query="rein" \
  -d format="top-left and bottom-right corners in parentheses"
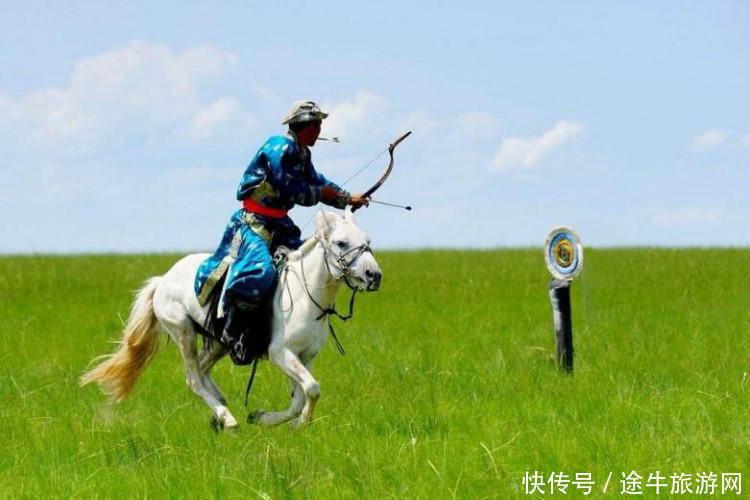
top-left (281, 232), bottom-right (371, 355)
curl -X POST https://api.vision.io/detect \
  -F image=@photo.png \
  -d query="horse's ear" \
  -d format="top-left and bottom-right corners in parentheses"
top-left (315, 211), bottom-right (338, 235)
top-left (344, 206), bottom-right (355, 223)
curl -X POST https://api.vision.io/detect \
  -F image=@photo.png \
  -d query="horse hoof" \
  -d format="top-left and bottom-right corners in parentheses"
top-left (247, 410), bottom-right (265, 424)
top-left (290, 417), bottom-right (310, 429)
top-left (210, 414), bottom-right (224, 432)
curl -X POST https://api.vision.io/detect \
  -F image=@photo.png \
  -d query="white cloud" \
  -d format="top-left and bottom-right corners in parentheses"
top-left (491, 121), bottom-right (584, 172)
top-left (2, 40), bottom-right (242, 153)
top-left (67, 41), bottom-right (237, 107)
top-left (322, 91), bottom-right (390, 138)
top-left (690, 129), bottom-right (727, 152)
top-left (189, 98), bottom-right (246, 140)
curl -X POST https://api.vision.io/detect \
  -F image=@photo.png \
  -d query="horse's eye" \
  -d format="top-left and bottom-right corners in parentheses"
top-left (336, 240), bottom-right (347, 249)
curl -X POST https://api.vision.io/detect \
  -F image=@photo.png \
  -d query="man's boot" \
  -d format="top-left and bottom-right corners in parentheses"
top-left (220, 294), bottom-right (272, 365)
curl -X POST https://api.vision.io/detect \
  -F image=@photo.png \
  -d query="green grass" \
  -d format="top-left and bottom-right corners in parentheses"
top-left (0, 249), bottom-right (748, 498)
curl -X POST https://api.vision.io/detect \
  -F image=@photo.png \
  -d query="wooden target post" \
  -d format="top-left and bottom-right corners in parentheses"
top-left (549, 279), bottom-right (574, 372)
top-left (544, 227), bottom-right (583, 374)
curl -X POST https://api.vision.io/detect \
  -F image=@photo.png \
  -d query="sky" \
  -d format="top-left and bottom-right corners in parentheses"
top-left (1, 1), bottom-right (748, 253)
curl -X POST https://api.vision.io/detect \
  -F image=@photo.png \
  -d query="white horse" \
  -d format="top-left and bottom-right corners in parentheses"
top-left (80, 209), bottom-right (382, 429)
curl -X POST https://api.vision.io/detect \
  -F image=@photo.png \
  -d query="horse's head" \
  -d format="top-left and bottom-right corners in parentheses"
top-left (315, 209), bottom-right (382, 292)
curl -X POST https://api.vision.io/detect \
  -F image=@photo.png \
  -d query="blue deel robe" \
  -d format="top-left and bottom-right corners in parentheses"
top-left (194, 132), bottom-right (349, 312)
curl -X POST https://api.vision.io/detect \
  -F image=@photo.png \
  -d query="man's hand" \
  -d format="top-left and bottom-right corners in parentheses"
top-left (321, 186), bottom-right (369, 209)
top-left (349, 193), bottom-right (369, 209)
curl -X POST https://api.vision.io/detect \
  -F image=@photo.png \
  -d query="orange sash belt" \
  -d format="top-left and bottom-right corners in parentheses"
top-left (242, 199), bottom-right (289, 218)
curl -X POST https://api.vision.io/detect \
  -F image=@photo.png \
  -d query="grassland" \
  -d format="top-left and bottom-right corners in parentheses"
top-left (0, 249), bottom-right (748, 498)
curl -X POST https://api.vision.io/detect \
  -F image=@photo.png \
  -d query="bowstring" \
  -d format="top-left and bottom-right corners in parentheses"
top-left (339, 148), bottom-right (388, 188)
top-left (300, 146), bottom-right (388, 231)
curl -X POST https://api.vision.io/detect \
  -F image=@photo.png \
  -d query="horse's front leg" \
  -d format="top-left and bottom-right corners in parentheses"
top-left (248, 378), bottom-right (305, 426)
top-left (266, 347), bottom-right (320, 426)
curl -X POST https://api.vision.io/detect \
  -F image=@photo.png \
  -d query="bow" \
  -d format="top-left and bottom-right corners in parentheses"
top-left (352, 131), bottom-right (412, 212)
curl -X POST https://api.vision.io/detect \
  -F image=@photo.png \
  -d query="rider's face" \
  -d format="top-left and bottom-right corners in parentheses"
top-left (297, 120), bottom-right (322, 147)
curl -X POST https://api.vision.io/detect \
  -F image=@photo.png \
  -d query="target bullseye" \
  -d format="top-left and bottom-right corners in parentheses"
top-left (544, 227), bottom-right (583, 281)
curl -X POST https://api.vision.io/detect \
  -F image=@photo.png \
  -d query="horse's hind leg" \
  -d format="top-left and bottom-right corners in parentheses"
top-left (164, 321), bottom-right (238, 429)
top-left (198, 341), bottom-right (228, 405)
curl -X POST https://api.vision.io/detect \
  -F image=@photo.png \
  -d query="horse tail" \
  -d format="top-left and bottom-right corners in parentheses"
top-left (80, 277), bottom-right (162, 402)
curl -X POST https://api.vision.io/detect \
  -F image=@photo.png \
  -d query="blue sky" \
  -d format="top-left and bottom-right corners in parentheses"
top-left (1, 1), bottom-right (748, 252)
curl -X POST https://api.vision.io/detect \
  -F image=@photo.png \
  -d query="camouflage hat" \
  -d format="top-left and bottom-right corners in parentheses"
top-left (281, 100), bottom-right (329, 125)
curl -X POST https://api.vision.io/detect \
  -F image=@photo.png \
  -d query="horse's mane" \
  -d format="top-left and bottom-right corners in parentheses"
top-left (285, 234), bottom-right (319, 262)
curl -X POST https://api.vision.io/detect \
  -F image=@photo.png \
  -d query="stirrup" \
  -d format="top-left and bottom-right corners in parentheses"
top-left (273, 246), bottom-right (291, 269)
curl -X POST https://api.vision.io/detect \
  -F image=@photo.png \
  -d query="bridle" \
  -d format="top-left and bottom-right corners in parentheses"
top-left (279, 229), bottom-right (374, 356)
top-left (317, 233), bottom-right (374, 292)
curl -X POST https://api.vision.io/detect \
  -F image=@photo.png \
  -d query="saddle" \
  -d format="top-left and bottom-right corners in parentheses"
top-left (196, 246), bottom-right (290, 366)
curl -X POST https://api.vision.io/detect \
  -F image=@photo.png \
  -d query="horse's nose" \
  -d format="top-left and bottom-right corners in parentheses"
top-left (365, 269), bottom-right (382, 290)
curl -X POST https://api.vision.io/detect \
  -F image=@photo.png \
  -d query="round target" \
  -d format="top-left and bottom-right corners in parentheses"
top-left (544, 227), bottom-right (583, 280)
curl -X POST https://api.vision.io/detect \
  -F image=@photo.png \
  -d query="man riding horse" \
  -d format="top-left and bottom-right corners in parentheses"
top-left (81, 104), bottom-right (407, 427)
top-left (194, 100), bottom-right (369, 365)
